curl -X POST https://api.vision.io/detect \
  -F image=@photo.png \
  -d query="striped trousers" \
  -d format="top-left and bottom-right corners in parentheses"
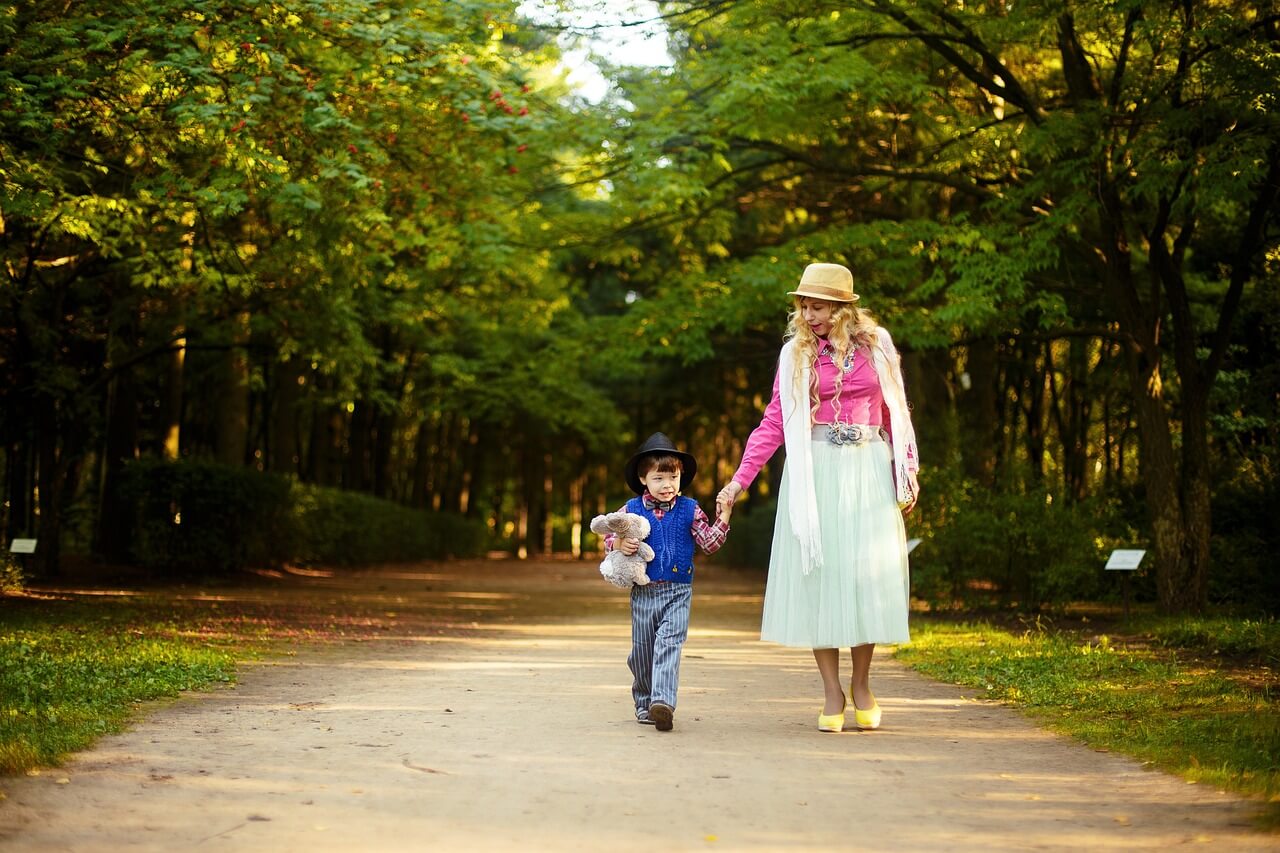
top-left (628, 582), bottom-right (693, 711)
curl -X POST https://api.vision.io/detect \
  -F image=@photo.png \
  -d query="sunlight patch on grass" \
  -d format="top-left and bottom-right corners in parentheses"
top-left (895, 621), bottom-right (1280, 825)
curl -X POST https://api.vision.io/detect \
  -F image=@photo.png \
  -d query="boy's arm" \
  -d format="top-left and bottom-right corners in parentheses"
top-left (601, 503), bottom-right (629, 553)
top-left (691, 503), bottom-right (730, 555)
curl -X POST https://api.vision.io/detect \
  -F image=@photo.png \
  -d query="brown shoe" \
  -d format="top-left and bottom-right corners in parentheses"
top-left (649, 702), bottom-right (674, 731)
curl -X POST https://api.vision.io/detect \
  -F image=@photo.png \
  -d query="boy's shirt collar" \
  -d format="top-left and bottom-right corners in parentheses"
top-left (642, 491), bottom-right (674, 511)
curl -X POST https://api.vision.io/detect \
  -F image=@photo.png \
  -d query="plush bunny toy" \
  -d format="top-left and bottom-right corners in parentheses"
top-left (589, 511), bottom-right (655, 588)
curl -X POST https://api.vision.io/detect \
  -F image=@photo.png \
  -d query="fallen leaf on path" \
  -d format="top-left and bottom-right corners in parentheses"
top-left (55, 778), bottom-right (70, 785)
top-left (247, 815), bottom-right (271, 822)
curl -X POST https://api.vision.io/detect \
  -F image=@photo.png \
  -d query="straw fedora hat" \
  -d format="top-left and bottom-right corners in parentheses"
top-left (787, 263), bottom-right (860, 303)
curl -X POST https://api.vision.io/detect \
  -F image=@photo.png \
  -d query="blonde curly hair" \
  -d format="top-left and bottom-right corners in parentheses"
top-left (784, 297), bottom-right (880, 423)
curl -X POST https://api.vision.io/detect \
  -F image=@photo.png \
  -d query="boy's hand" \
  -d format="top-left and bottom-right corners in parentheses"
top-left (716, 494), bottom-right (734, 523)
top-left (618, 537), bottom-right (640, 556)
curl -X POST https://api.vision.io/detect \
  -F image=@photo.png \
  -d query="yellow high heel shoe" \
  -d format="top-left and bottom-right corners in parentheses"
top-left (817, 697), bottom-right (846, 733)
top-left (850, 686), bottom-right (882, 730)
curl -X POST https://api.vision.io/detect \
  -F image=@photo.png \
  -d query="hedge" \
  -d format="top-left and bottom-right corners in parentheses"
top-left (119, 459), bottom-right (488, 576)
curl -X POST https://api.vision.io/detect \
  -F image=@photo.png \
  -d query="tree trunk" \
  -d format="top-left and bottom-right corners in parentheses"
top-left (5, 440), bottom-right (32, 540)
top-left (162, 333), bottom-right (185, 460)
top-left (269, 358), bottom-right (301, 476)
top-left (34, 398), bottom-right (63, 577)
top-left (411, 415), bottom-right (433, 508)
top-left (1063, 338), bottom-right (1091, 501)
top-left (959, 337), bottom-right (998, 484)
top-left (95, 357), bottom-right (139, 563)
top-left (345, 399), bottom-right (373, 491)
top-left (214, 312), bottom-right (251, 466)
top-left (542, 451), bottom-right (554, 555)
top-left (1170, 384), bottom-right (1213, 612)
top-left (372, 408), bottom-right (395, 499)
top-left (1019, 340), bottom-right (1047, 482)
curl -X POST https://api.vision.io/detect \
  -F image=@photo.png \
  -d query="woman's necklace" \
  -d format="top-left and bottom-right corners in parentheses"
top-left (820, 343), bottom-right (857, 374)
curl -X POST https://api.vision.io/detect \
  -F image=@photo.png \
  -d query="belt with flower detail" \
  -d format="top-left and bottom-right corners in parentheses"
top-left (811, 423), bottom-right (886, 446)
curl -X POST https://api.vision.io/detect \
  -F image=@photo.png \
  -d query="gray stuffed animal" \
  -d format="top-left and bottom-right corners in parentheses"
top-left (589, 511), bottom-right (655, 588)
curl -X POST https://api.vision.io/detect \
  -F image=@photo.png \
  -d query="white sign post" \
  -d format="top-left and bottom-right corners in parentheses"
top-left (1105, 549), bottom-right (1145, 621)
top-left (7, 538), bottom-right (37, 580)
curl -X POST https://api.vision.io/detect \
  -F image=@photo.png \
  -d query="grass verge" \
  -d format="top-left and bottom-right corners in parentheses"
top-left (0, 598), bottom-right (243, 775)
top-left (894, 617), bottom-right (1280, 826)
top-left (2, 574), bottom-right (460, 778)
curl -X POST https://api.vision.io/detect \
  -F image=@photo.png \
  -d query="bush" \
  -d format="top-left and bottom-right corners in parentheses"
top-left (121, 459), bottom-right (291, 576)
top-left (909, 478), bottom-right (1136, 612)
top-left (288, 483), bottom-right (489, 565)
top-left (1208, 452), bottom-right (1279, 613)
top-left (120, 459), bottom-right (489, 575)
top-left (1, 553), bottom-right (24, 593)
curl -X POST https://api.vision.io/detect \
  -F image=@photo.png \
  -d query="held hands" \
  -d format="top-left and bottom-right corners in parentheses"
top-left (715, 493), bottom-right (734, 524)
top-left (716, 481), bottom-right (743, 522)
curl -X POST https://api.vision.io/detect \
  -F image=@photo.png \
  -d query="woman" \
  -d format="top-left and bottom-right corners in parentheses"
top-left (718, 262), bottom-right (919, 733)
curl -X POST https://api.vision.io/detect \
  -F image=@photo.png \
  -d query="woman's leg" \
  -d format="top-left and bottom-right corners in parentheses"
top-left (813, 648), bottom-right (846, 715)
top-left (849, 643), bottom-right (876, 709)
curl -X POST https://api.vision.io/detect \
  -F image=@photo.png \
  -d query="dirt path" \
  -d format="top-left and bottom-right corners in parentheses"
top-left (1, 561), bottom-right (1273, 851)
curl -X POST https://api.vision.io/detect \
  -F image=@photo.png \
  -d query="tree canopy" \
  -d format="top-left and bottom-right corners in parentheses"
top-left (3, 0), bottom-right (1277, 613)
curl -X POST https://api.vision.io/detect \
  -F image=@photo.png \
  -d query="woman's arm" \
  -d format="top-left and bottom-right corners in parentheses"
top-left (729, 368), bottom-right (785, 491)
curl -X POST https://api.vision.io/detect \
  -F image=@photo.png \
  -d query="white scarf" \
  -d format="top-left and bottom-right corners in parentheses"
top-left (777, 340), bottom-right (823, 575)
top-left (777, 327), bottom-right (918, 576)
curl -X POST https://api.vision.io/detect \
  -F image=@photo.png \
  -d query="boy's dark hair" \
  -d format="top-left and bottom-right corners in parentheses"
top-left (637, 454), bottom-right (683, 478)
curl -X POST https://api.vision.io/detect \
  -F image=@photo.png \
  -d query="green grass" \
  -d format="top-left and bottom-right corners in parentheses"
top-left (895, 618), bottom-right (1280, 825)
top-left (0, 598), bottom-right (241, 774)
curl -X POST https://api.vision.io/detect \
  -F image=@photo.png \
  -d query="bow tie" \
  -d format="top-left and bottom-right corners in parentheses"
top-left (644, 496), bottom-right (674, 511)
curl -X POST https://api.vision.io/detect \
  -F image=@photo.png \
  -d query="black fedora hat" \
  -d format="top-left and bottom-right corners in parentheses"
top-left (625, 432), bottom-right (697, 495)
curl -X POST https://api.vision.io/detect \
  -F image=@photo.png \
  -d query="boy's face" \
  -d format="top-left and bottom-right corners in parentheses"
top-left (640, 467), bottom-right (681, 503)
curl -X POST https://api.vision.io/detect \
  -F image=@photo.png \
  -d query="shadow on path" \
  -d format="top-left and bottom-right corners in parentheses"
top-left (2, 560), bottom-right (1273, 851)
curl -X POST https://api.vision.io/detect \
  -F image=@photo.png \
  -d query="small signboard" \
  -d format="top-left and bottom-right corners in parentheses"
top-left (906, 538), bottom-right (922, 554)
top-left (9, 538), bottom-right (37, 554)
top-left (1105, 549), bottom-right (1145, 570)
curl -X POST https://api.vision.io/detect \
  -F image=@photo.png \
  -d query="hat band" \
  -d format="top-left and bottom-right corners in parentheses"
top-left (794, 283), bottom-right (856, 301)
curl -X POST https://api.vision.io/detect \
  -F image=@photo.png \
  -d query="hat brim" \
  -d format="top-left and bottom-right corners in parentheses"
top-left (625, 449), bottom-right (697, 495)
top-left (788, 287), bottom-right (859, 303)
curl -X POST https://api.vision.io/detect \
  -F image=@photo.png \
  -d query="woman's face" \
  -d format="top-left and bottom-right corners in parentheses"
top-left (799, 297), bottom-right (837, 338)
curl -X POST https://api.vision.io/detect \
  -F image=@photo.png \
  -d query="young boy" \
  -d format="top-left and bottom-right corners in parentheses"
top-left (605, 432), bottom-right (733, 732)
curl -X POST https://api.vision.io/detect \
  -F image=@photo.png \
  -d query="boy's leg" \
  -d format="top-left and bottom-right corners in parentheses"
top-left (627, 585), bottom-right (659, 713)
top-left (650, 583), bottom-right (693, 710)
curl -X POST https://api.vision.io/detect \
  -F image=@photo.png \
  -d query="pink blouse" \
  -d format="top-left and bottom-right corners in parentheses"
top-left (733, 341), bottom-right (906, 489)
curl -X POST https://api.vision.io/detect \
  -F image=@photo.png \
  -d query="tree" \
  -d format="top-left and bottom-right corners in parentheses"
top-left (583, 0), bottom-right (1279, 612)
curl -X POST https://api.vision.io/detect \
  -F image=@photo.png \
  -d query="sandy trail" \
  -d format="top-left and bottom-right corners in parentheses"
top-left (1, 561), bottom-right (1272, 851)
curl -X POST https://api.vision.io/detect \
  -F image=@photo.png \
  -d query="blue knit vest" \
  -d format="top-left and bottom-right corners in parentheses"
top-left (626, 495), bottom-right (697, 584)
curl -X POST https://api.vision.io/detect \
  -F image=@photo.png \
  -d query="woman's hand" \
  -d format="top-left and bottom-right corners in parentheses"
top-left (717, 481), bottom-right (743, 507)
top-left (902, 472), bottom-right (920, 515)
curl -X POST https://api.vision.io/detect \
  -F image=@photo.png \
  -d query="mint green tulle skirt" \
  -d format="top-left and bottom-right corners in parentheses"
top-left (760, 438), bottom-right (911, 648)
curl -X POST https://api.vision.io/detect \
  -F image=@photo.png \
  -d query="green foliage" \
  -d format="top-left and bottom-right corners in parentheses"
top-left (908, 469), bottom-right (1135, 611)
top-left (1143, 616), bottom-right (1280, 664)
top-left (896, 621), bottom-right (1280, 814)
top-left (1210, 453), bottom-right (1280, 614)
top-left (120, 459), bottom-right (490, 574)
top-left (120, 459), bottom-right (293, 576)
top-left (0, 612), bottom-right (236, 773)
top-left (0, 554), bottom-right (24, 593)
top-left (288, 482), bottom-right (489, 565)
